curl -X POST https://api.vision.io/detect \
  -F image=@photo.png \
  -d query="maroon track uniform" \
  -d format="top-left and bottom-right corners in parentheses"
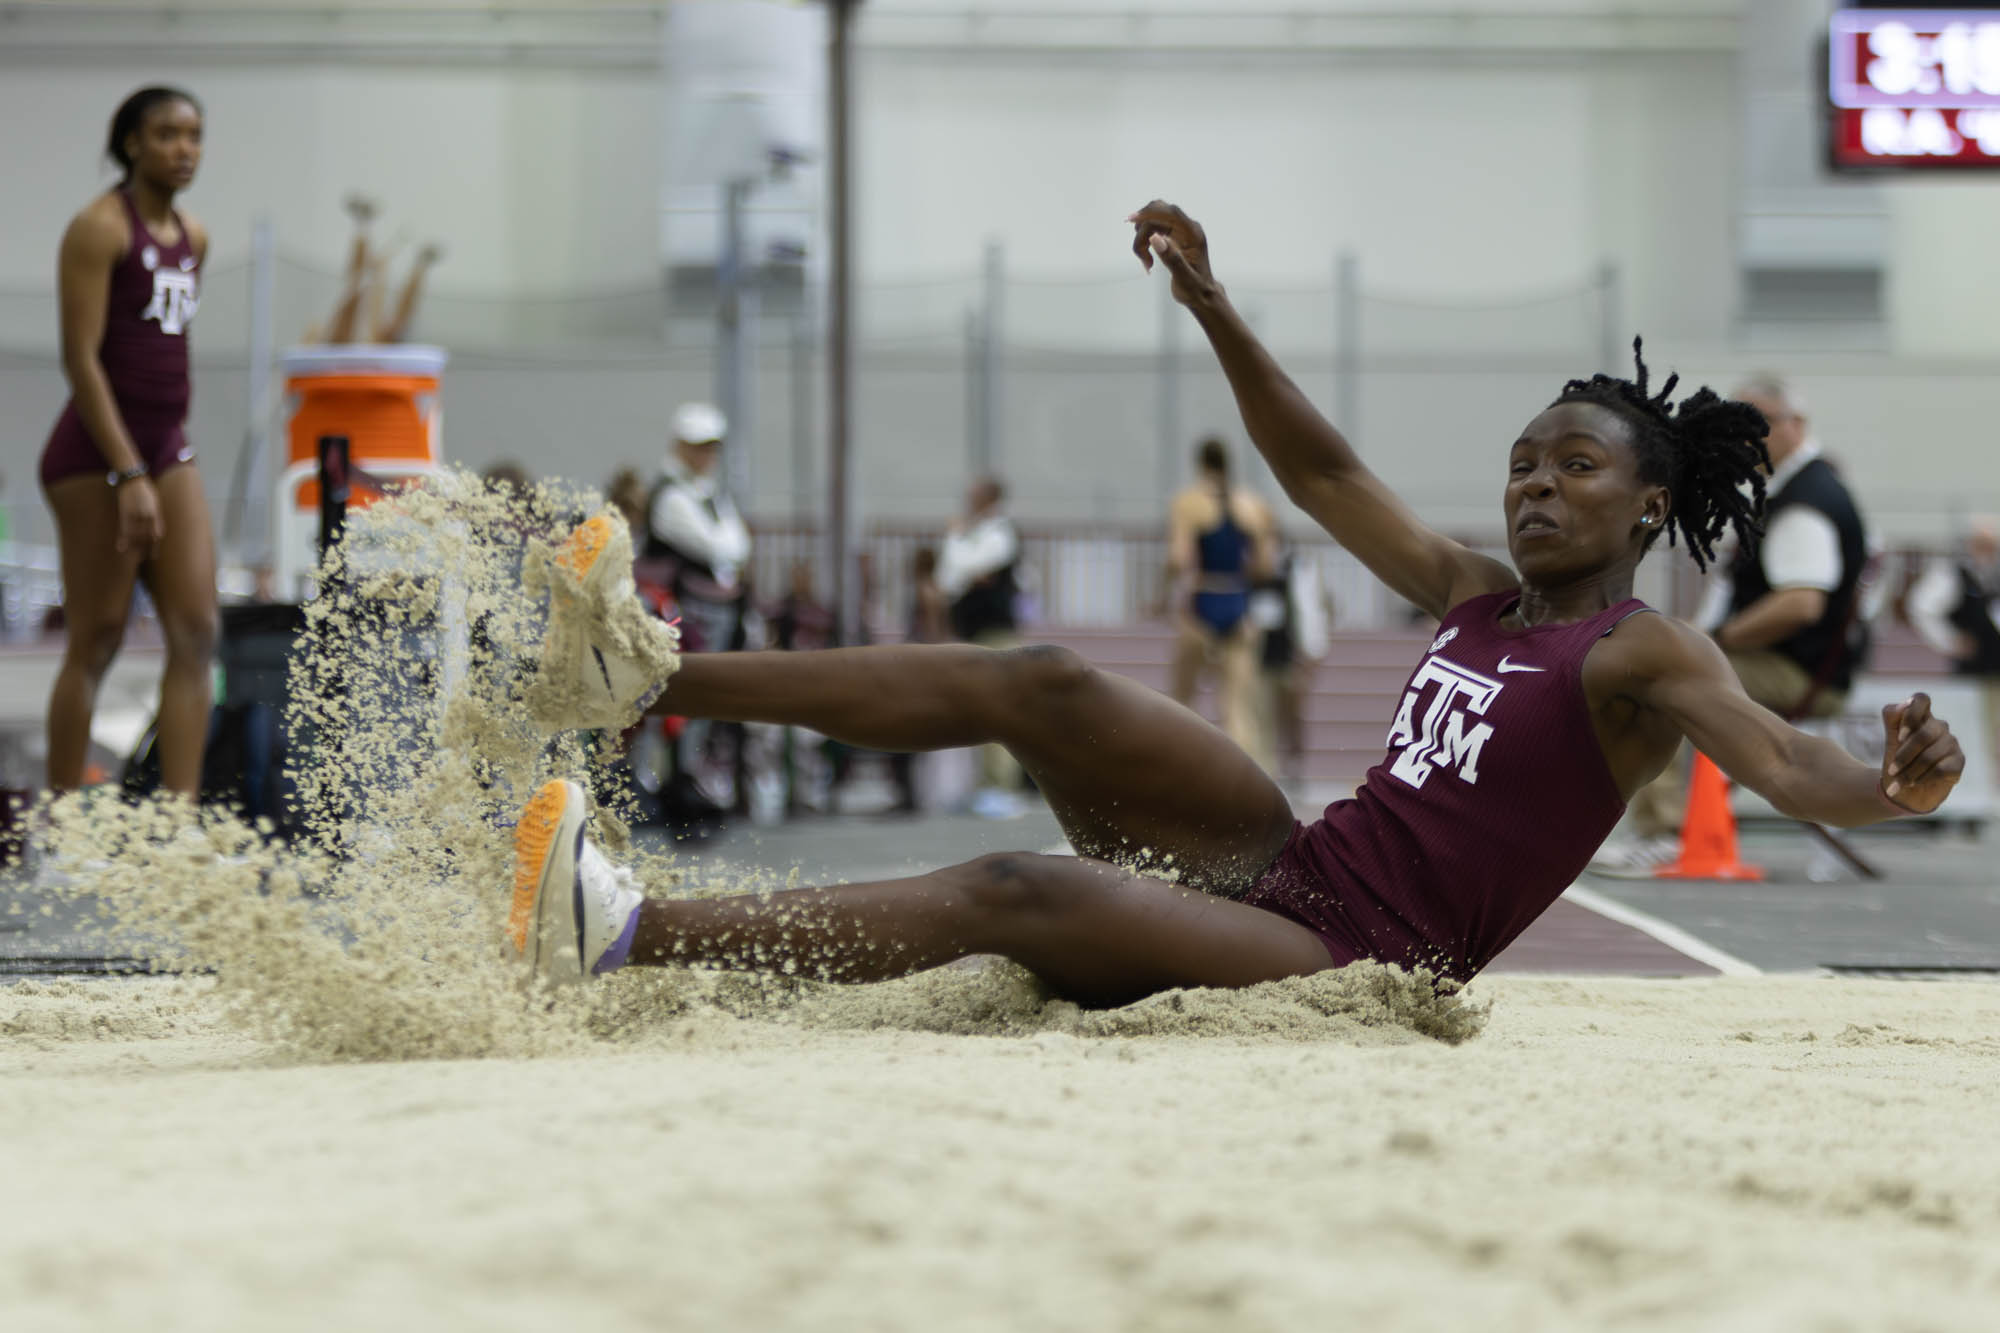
top-left (1243, 590), bottom-right (1653, 983)
top-left (39, 188), bottom-right (201, 487)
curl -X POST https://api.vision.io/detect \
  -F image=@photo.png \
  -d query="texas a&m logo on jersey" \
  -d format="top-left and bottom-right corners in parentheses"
top-left (1385, 656), bottom-right (1501, 787)
top-left (139, 249), bottom-right (198, 336)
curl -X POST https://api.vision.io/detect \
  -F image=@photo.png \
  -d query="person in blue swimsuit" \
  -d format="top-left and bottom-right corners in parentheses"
top-left (1167, 436), bottom-right (1277, 767)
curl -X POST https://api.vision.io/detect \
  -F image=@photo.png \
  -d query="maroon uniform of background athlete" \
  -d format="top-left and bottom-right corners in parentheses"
top-left (39, 188), bottom-right (200, 486)
top-left (1244, 590), bottom-right (1650, 983)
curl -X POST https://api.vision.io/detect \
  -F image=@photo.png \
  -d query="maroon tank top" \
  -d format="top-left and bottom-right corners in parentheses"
top-left (97, 188), bottom-right (198, 412)
top-left (1287, 590), bottom-right (1649, 981)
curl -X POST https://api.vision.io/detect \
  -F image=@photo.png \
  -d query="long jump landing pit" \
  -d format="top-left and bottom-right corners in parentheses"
top-left (6, 476), bottom-right (1999, 1329)
top-left (4, 969), bottom-right (1999, 1331)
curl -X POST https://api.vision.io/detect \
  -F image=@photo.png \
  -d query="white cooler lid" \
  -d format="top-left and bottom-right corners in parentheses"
top-left (280, 344), bottom-right (449, 377)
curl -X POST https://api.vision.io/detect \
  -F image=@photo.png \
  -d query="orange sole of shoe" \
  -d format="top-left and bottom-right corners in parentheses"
top-left (553, 514), bottom-right (616, 582)
top-left (509, 780), bottom-right (570, 954)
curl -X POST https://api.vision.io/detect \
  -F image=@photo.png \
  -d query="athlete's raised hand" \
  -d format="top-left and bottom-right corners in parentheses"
top-left (1879, 692), bottom-right (1962, 814)
top-left (1129, 201), bottom-right (1221, 308)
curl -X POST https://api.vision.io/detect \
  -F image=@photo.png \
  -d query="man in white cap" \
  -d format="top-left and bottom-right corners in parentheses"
top-left (645, 402), bottom-right (756, 815)
top-left (646, 402), bottom-right (751, 629)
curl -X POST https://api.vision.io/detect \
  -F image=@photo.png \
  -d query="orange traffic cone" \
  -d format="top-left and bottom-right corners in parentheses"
top-left (1654, 751), bottom-right (1764, 880)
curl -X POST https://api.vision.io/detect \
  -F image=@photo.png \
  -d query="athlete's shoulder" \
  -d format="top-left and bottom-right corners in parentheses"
top-left (1168, 485), bottom-right (1213, 525)
top-left (1591, 606), bottom-right (1730, 685)
top-left (1440, 571), bottom-right (1523, 622)
top-left (62, 193), bottom-right (131, 260)
top-left (180, 210), bottom-right (209, 260)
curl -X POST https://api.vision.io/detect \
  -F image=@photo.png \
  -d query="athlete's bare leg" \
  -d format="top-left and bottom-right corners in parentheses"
top-left (138, 465), bottom-right (218, 797)
top-left (1215, 623), bottom-right (1272, 770)
top-left (42, 477), bottom-right (143, 790)
top-left (374, 243), bottom-right (441, 344)
top-left (654, 644), bottom-right (1297, 892)
top-left (628, 851), bottom-right (1335, 1008)
top-left (323, 198), bottom-right (375, 345)
top-left (359, 254), bottom-right (389, 346)
top-left (1167, 613), bottom-right (1206, 708)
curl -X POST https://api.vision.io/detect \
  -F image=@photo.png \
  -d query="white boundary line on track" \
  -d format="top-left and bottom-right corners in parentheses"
top-left (1561, 882), bottom-right (1763, 977)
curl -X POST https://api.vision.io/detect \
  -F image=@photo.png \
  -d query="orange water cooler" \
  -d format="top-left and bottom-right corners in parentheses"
top-left (274, 345), bottom-right (448, 596)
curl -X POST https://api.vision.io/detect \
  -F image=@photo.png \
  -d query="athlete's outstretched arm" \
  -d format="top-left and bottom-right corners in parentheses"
top-left (1619, 614), bottom-right (1962, 825)
top-left (1131, 201), bottom-right (1513, 621)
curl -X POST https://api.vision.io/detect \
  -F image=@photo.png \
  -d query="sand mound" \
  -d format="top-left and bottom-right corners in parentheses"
top-left (583, 954), bottom-right (1485, 1048)
top-left (4, 973), bottom-right (1997, 1332)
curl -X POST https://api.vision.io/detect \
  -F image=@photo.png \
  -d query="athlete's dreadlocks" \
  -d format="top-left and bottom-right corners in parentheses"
top-left (1553, 338), bottom-right (1769, 572)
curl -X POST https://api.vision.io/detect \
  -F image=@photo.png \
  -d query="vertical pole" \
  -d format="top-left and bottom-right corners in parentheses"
top-left (827, 0), bottom-right (859, 644)
top-left (718, 177), bottom-right (755, 506)
top-left (792, 303), bottom-right (813, 521)
top-left (317, 434), bottom-right (351, 562)
top-left (244, 215), bottom-right (276, 568)
top-left (1333, 249), bottom-right (1360, 435)
top-left (1157, 272), bottom-right (1182, 513)
top-left (965, 306), bottom-right (984, 477)
top-left (978, 238), bottom-right (1003, 481)
top-left (1597, 257), bottom-right (1624, 375)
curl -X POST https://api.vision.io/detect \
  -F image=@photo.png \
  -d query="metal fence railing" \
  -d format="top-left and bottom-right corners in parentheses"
top-left (0, 525), bottom-right (1967, 657)
top-left (0, 238), bottom-right (1631, 540)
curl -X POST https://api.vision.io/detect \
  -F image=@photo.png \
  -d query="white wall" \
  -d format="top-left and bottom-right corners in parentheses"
top-left (856, 50), bottom-right (1738, 343)
top-left (0, 64), bottom-right (661, 296)
top-left (1885, 183), bottom-right (2000, 358)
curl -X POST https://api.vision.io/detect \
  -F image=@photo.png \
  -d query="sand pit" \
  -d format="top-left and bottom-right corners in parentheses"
top-left (2, 971), bottom-right (1998, 1331)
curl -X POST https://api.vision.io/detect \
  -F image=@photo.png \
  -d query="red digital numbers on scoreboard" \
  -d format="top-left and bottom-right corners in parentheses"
top-left (1829, 9), bottom-right (2000, 168)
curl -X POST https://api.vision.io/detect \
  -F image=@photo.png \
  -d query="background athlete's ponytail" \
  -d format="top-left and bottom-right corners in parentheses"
top-left (1552, 338), bottom-right (1769, 572)
top-left (106, 86), bottom-right (202, 181)
top-left (1196, 434), bottom-right (1231, 507)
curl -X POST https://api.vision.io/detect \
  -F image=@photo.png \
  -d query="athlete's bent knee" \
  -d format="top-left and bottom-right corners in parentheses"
top-left (955, 851), bottom-right (1077, 923)
top-left (1001, 643), bottom-right (1094, 705)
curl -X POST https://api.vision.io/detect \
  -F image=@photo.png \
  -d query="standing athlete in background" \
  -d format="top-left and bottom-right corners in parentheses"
top-left (39, 87), bottom-right (217, 799)
top-left (1166, 436), bottom-right (1278, 770)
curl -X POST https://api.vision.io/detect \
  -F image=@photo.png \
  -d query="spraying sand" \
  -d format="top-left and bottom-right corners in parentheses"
top-left (5, 474), bottom-right (1998, 1328)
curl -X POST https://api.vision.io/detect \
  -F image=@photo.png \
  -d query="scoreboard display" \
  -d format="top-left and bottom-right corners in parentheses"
top-left (1829, 8), bottom-right (2000, 169)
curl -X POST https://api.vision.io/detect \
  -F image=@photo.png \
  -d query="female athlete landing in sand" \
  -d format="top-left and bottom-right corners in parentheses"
top-left (510, 202), bottom-right (1964, 1006)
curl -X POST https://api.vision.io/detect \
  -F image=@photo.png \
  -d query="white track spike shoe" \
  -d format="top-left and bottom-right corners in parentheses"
top-left (528, 513), bottom-right (680, 733)
top-left (508, 779), bottom-right (645, 985)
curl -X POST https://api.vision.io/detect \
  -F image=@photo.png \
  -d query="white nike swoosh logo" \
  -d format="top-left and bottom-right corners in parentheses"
top-left (1497, 656), bottom-right (1545, 674)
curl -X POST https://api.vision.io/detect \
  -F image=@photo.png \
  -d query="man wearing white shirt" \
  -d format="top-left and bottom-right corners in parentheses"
top-left (1706, 377), bottom-right (1869, 707)
top-left (1598, 373), bottom-right (1873, 873)
top-left (937, 477), bottom-right (1020, 643)
top-left (936, 477), bottom-right (1027, 816)
top-left (646, 402), bottom-right (752, 614)
top-left (645, 402), bottom-right (755, 816)
top-left (1907, 518), bottom-right (2000, 763)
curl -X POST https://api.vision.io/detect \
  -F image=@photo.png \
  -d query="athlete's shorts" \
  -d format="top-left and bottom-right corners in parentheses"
top-left (1238, 819), bottom-right (1368, 968)
top-left (1190, 588), bottom-right (1250, 638)
top-left (39, 399), bottom-right (195, 489)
